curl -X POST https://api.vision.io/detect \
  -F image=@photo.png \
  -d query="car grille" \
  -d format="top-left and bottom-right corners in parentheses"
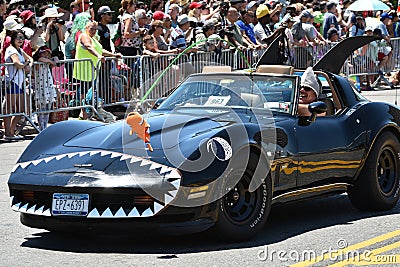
top-left (10, 188), bottom-right (165, 218)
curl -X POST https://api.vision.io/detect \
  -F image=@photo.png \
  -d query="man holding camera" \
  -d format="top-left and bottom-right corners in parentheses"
top-left (254, 4), bottom-right (285, 45)
top-left (42, 7), bottom-right (66, 60)
top-left (170, 15), bottom-right (197, 53)
top-left (225, 7), bottom-right (255, 50)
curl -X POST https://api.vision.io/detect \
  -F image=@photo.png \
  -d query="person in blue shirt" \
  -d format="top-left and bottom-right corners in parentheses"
top-left (322, 1), bottom-right (339, 39)
top-left (236, 10), bottom-right (263, 47)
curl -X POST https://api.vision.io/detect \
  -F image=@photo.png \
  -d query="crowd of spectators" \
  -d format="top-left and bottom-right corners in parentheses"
top-left (0, 0), bottom-right (398, 74)
top-left (1, 0), bottom-right (400, 139)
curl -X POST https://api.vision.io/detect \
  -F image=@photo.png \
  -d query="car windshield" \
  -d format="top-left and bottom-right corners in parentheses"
top-left (158, 74), bottom-right (297, 114)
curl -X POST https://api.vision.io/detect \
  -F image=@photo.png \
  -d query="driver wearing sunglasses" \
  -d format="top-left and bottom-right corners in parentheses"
top-left (298, 67), bottom-right (325, 116)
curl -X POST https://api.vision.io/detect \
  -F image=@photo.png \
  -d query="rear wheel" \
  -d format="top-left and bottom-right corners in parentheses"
top-left (212, 153), bottom-right (272, 242)
top-left (348, 131), bottom-right (400, 211)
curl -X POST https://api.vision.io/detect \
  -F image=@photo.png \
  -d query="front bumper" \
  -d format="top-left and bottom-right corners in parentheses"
top-left (20, 212), bottom-right (215, 235)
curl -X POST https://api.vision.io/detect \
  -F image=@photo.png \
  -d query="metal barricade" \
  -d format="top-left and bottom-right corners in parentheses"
top-left (30, 59), bottom-right (96, 121)
top-left (139, 53), bottom-right (189, 100)
top-left (0, 62), bottom-right (38, 135)
top-left (344, 38), bottom-right (400, 77)
top-left (96, 57), bottom-right (133, 109)
top-left (219, 49), bottom-right (235, 69)
top-left (189, 50), bottom-right (221, 73)
top-left (392, 38), bottom-right (400, 71)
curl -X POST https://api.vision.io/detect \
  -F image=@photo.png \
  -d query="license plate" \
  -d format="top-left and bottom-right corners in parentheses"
top-left (52, 193), bottom-right (89, 216)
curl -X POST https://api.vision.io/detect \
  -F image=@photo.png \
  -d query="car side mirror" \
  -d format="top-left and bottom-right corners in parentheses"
top-left (307, 101), bottom-right (327, 122)
top-left (153, 97), bottom-right (166, 110)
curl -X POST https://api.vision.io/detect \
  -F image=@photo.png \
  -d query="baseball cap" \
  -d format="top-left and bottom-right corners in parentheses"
top-left (202, 19), bottom-right (215, 29)
top-left (380, 12), bottom-right (393, 21)
top-left (98, 6), bottom-right (114, 15)
top-left (189, 2), bottom-right (202, 9)
top-left (365, 25), bottom-right (374, 32)
top-left (153, 11), bottom-right (166, 20)
top-left (256, 4), bottom-right (270, 19)
top-left (300, 10), bottom-right (314, 19)
top-left (326, 1), bottom-right (337, 10)
top-left (177, 14), bottom-right (189, 25)
top-left (246, 1), bottom-right (258, 11)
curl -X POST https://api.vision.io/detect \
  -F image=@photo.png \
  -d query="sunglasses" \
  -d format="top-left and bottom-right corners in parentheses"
top-left (16, 35), bottom-right (25, 40)
top-left (301, 86), bottom-right (313, 92)
top-left (105, 13), bottom-right (113, 16)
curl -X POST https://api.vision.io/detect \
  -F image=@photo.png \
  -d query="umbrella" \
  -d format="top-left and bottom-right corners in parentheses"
top-left (347, 0), bottom-right (390, 11)
top-left (9, 0), bottom-right (24, 4)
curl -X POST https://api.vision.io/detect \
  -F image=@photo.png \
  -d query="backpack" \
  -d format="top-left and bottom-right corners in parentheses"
top-left (112, 21), bottom-right (122, 52)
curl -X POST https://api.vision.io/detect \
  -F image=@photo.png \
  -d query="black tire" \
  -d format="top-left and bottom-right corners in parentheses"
top-left (348, 131), bottom-right (400, 211)
top-left (212, 153), bottom-right (272, 242)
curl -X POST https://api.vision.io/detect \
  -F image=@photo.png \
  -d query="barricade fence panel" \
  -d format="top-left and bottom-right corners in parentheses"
top-left (30, 59), bottom-right (95, 120)
top-left (139, 53), bottom-right (189, 100)
top-left (0, 62), bottom-right (30, 118)
top-left (96, 56), bottom-right (136, 109)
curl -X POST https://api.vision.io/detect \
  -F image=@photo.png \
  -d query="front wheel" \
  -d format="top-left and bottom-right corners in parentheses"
top-left (212, 155), bottom-right (272, 242)
top-left (348, 131), bottom-right (400, 211)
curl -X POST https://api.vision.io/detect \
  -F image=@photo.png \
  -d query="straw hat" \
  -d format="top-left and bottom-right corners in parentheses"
top-left (3, 19), bottom-right (23, 31)
top-left (41, 7), bottom-right (64, 19)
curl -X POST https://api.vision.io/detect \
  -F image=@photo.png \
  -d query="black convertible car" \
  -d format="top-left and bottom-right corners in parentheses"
top-left (8, 36), bottom-right (400, 241)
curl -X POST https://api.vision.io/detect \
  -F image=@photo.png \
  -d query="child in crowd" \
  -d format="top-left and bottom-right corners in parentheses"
top-left (142, 34), bottom-right (161, 58)
top-left (32, 46), bottom-right (57, 130)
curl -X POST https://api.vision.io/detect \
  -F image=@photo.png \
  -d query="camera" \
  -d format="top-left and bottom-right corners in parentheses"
top-left (217, 25), bottom-right (234, 38)
top-left (189, 21), bottom-right (204, 28)
top-left (140, 28), bottom-right (148, 37)
top-left (219, 2), bottom-right (229, 17)
top-left (53, 18), bottom-right (65, 25)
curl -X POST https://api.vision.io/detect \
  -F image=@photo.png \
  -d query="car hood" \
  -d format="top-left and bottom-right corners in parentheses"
top-left (63, 109), bottom-right (260, 151)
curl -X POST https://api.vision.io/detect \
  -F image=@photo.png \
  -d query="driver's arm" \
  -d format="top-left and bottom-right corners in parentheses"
top-left (297, 104), bottom-right (326, 117)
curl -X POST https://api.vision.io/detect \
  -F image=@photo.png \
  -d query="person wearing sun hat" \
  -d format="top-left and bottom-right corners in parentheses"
top-left (0, 16), bottom-right (35, 66)
top-left (41, 7), bottom-right (66, 59)
top-left (0, 16), bottom-right (23, 54)
top-left (254, 4), bottom-right (285, 45)
top-left (19, 10), bottom-right (46, 52)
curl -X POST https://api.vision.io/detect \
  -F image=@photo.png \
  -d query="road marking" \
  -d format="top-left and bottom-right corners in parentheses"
top-left (290, 229), bottom-right (400, 267)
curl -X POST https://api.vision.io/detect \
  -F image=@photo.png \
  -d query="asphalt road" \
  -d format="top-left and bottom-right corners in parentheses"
top-left (1, 89), bottom-right (400, 267)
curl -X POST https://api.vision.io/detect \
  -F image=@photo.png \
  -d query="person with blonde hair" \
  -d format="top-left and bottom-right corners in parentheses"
top-left (73, 21), bottom-right (121, 119)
